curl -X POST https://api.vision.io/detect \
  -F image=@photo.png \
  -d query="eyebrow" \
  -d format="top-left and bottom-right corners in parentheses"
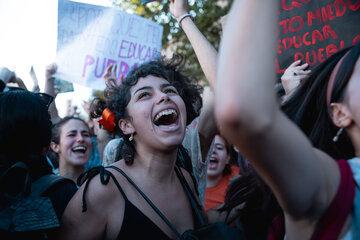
top-left (160, 83), bottom-right (174, 89)
top-left (133, 83), bottom-right (175, 96)
top-left (134, 86), bottom-right (152, 96)
top-left (66, 129), bottom-right (89, 134)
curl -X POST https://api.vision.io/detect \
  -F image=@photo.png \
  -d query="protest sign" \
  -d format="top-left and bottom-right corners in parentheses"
top-left (56, 0), bottom-right (163, 90)
top-left (276, 0), bottom-right (360, 78)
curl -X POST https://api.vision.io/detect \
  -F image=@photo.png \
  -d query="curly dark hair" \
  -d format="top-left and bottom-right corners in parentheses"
top-left (91, 55), bottom-right (203, 165)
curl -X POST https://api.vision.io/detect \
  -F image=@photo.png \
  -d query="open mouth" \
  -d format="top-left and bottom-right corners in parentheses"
top-left (72, 146), bottom-right (87, 154)
top-left (208, 158), bottom-right (219, 169)
top-left (153, 109), bottom-right (178, 126)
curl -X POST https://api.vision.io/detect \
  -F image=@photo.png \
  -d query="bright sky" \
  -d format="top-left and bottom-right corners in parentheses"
top-left (0, 0), bottom-right (113, 118)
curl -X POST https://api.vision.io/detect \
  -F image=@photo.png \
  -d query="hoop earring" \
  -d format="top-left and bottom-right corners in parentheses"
top-left (129, 134), bottom-right (133, 142)
top-left (333, 127), bottom-right (344, 142)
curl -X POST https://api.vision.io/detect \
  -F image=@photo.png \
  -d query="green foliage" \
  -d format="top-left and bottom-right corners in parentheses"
top-left (112, 0), bottom-right (233, 84)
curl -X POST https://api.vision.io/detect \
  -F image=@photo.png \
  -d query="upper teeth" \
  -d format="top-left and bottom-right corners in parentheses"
top-left (154, 109), bottom-right (177, 122)
top-left (73, 146), bottom-right (86, 151)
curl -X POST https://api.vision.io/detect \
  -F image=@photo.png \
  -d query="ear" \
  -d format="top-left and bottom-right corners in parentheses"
top-left (50, 142), bottom-right (60, 153)
top-left (330, 102), bottom-right (353, 128)
top-left (118, 118), bottom-right (135, 136)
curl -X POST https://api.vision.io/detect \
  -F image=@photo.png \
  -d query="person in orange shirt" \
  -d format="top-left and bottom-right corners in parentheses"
top-left (205, 134), bottom-right (239, 211)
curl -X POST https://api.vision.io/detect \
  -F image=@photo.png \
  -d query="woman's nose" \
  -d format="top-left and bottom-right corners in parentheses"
top-left (157, 92), bottom-right (170, 104)
top-left (76, 134), bottom-right (84, 142)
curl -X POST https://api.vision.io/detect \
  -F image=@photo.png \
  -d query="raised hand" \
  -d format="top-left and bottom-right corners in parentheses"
top-left (103, 64), bottom-right (123, 88)
top-left (281, 60), bottom-right (311, 95)
top-left (170, 0), bottom-right (190, 20)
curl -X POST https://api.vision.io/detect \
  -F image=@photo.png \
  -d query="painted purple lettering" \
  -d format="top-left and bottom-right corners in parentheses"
top-left (128, 42), bottom-right (137, 58)
top-left (94, 57), bottom-right (106, 78)
top-left (127, 18), bottom-right (140, 38)
top-left (78, 6), bottom-right (87, 28)
top-left (118, 61), bottom-right (129, 76)
top-left (118, 40), bottom-right (130, 58)
top-left (82, 55), bottom-right (95, 77)
top-left (144, 48), bottom-right (152, 61)
top-left (137, 44), bottom-right (147, 60)
top-left (107, 59), bottom-right (117, 67)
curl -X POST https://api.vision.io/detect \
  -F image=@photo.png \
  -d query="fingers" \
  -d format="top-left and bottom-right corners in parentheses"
top-left (104, 64), bottom-right (113, 78)
top-left (113, 64), bottom-right (117, 77)
top-left (288, 60), bottom-right (301, 68)
top-left (288, 60), bottom-right (309, 71)
top-left (104, 64), bottom-right (118, 78)
top-left (295, 69), bottom-right (311, 76)
top-left (46, 63), bottom-right (57, 74)
top-left (118, 74), bottom-right (123, 86)
top-left (298, 62), bottom-right (309, 70)
top-left (46, 63), bottom-right (57, 80)
top-left (286, 61), bottom-right (311, 77)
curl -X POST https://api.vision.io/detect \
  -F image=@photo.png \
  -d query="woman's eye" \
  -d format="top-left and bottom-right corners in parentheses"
top-left (138, 92), bottom-right (150, 99)
top-left (165, 88), bottom-right (177, 94)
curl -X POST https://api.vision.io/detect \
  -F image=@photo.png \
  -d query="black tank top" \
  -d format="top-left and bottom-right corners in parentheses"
top-left (78, 166), bottom-right (202, 240)
top-left (116, 186), bottom-right (171, 239)
top-left (111, 166), bottom-right (202, 240)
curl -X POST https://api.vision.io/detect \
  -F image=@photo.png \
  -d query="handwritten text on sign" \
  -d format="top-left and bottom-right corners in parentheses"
top-left (276, 0), bottom-right (360, 77)
top-left (56, 0), bottom-right (163, 90)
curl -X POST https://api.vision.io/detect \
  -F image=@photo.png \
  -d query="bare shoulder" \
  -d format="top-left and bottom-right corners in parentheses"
top-left (60, 168), bottom-right (126, 239)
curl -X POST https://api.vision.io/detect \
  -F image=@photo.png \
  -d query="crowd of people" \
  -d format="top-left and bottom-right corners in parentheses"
top-left (0, 0), bottom-right (359, 239)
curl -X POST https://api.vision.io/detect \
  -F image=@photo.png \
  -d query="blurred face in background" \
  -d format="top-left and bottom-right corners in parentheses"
top-left (207, 135), bottom-right (230, 178)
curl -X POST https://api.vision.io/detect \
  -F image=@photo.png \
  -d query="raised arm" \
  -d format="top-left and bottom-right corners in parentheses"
top-left (170, 0), bottom-right (218, 89)
top-left (44, 63), bottom-right (61, 124)
top-left (215, 0), bottom-right (339, 224)
top-left (170, 0), bottom-right (218, 162)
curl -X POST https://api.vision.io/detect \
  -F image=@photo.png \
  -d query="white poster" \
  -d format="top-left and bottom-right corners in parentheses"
top-left (55, 0), bottom-right (163, 90)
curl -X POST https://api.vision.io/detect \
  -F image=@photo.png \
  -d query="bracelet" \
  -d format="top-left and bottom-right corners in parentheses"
top-left (177, 13), bottom-right (194, 28)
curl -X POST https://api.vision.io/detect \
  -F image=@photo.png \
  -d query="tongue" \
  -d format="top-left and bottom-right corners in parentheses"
top-left (208, 162), bottom-right (218, 169)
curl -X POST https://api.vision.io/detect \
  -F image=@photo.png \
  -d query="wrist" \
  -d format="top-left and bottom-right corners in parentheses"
top-left (177, 13), bottom-right (194, 28)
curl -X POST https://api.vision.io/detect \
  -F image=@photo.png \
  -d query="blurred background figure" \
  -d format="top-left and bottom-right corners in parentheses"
top-left (205, 135), bottom-right (239, 211)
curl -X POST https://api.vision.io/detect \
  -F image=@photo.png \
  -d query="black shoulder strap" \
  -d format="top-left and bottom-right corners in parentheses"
top-left (30, 174), bottom-right (75, 196)
top-left (108, 165), bottom-right (183, 239)
top-left (177, 145), bottom-right (199, 196)
top-left (78, 166), bottom-right (129, 213)
top-left (174, 167), bottom-right (206, 226)
top-left (0, 162), bottom-right (31, 195)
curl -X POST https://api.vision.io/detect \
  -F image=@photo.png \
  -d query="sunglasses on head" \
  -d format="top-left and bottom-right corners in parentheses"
top-left (34, 92), bottom-right (54, 109)
top-left (6, 87), bottom-right (54, 109)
